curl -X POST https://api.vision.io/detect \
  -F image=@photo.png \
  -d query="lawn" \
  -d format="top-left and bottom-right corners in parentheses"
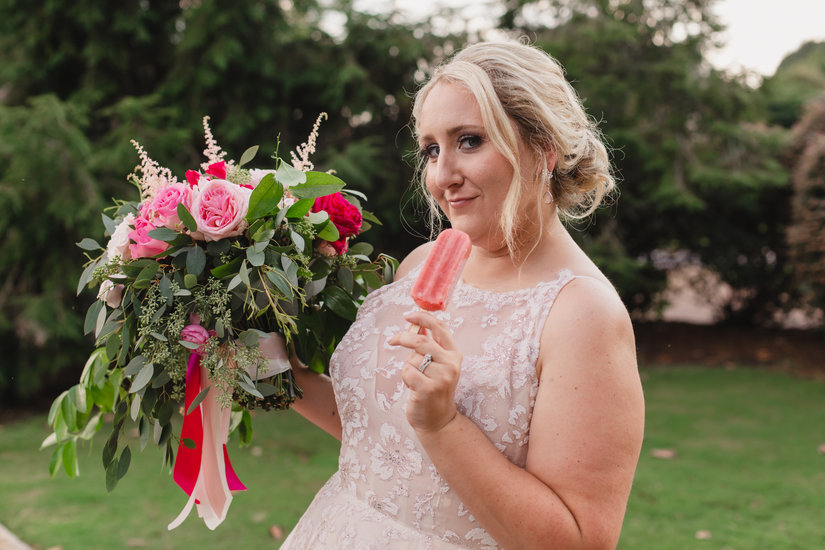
top-left (1, 366), bottom-right (823, 549)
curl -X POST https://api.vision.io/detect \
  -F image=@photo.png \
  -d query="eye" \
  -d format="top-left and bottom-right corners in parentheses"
top-left (420, 144), bottom-right (440, 161)
top-left (458, 135), bottom-right (483, 150)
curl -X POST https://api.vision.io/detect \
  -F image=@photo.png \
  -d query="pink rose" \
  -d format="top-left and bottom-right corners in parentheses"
top-left (181, 323), bottom-right (213, 356)
top-left (128, 214), bottom-right (170, 258)
top-left (144, 183), bottom-right (192, 230)
top-left (312, 192), bottom-right (362, 254)
top-left (190, 179), bottom-right (251, 241)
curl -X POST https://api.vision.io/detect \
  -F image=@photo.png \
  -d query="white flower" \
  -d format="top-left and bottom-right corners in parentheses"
top-left (106, 213), bottom-right (135, 261)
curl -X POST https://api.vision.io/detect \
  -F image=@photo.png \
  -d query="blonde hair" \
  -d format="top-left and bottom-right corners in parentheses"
top-left (412, 40), bottom-right (615, 252)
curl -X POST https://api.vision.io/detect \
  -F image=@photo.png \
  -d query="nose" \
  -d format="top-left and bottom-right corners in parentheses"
top-left (430, 150), bottom-right (462, 191)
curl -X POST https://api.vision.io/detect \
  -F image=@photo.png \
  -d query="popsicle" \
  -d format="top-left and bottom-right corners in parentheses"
top-left (410, 228), bottom-right (472, 311)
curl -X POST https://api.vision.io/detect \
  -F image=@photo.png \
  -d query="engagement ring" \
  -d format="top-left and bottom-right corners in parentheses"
top-left (418, 354), bottom-right (433, 373)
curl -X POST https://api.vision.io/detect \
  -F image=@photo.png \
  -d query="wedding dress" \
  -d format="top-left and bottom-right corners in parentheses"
top-left (279, 264), bottom-right (577, 549)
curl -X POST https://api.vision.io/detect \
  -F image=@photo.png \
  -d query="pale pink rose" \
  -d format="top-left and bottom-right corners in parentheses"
top-left (97, 279), bottom-right (124, 308)
top-left (190, 179), bottom-right (251, 241)
top-left (106, 213), bottom-right (135, 261)
top-left (247, 169), bottom-right (277, 189)
top-left (144, 183), bottom-right (192, 230)
top-left (128, 214), bottom-right (170, 258)
top-left (181, 323), bottom-right (212, 356)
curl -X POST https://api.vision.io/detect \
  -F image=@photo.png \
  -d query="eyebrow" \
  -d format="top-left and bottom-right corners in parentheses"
top-left (417, 124), bottom-right (485, 144)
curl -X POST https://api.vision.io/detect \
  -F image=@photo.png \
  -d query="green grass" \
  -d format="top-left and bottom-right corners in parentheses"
top-left (1, 366), bottom-right (824, 549)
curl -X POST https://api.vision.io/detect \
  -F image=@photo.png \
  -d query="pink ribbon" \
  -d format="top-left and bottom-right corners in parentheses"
top-left (168, 353), bottom-right (246, 530)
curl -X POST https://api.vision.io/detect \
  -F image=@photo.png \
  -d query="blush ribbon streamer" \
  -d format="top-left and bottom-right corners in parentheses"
top-left (168, 353), bottom-right (246, 530)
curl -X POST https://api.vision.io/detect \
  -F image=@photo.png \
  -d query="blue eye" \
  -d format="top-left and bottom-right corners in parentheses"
top-left (459, 135), bottom-right (482, 149)
top-left (420, 144), bottom-right (439, 160)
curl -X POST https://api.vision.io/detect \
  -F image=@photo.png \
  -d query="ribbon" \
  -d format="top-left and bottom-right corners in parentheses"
top-left (168, 353), bottom-right (246, 530)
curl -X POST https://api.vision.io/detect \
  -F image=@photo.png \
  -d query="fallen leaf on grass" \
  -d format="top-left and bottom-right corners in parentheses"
top-left (695, 530), bottom-right (712, 540)
top-left (818, 444), bottom-right (825, 455)
top-left (269, 525), bottom-right (284, 540)
top-left (651, 448), bottom-right (676, 459)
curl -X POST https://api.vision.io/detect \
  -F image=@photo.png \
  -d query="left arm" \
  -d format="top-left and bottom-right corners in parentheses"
top-left (390, 279), bottom-right (644, 550)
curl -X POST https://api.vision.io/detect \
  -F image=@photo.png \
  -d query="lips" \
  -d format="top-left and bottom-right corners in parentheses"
top-left (446, 196), bottom-right (476, 208)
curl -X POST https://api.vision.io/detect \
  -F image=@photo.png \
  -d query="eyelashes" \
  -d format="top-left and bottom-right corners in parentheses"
top-left (418, 134), bottom-right (484, 161)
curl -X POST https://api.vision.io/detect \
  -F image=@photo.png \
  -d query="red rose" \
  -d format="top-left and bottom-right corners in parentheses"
top-left (312, 192), bottom-right (362, 238)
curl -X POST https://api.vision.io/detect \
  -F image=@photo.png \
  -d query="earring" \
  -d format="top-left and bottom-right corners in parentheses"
top-left (542, 169), bottom-right (554, 205)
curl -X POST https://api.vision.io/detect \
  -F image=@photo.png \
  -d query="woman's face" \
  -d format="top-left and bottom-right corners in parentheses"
top-left (417, 81), bottom-right (529, 249)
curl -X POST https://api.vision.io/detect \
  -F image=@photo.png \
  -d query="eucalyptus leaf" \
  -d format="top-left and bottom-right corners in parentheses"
top-left (84, 301), bottom-right (103, 336)
top-left (94, 302), bottom-right (107, 339)
top-left (77, 261), bottom-right (98, 296)
top-left (186, 245), bottom-right (207, 277)
top-left (182, 438), bottom-right (197, 449)
top-left (238, 380), bottom-right (264, 399)
top-left (124, 355), bottom-right (146, 376)
top-left (338, 266), bottom-right (354, 292)
top-left (184, 273), bottom-right (198, 288)
top-left (117, 447), bottom-right (131, 480)
top-left (177, 202), bottom-right (198, 232)
top-left (147, 227), bottom-right (180, 242)
top-left (361, 210), bottom-right (382, 225)
top-left (275, 163), bottom-right (307, 187)
top-left (322, 285), bottom-right (359, 321)
top-left (130, 394), bottom-right (141, 421)
top-left (247, 247), bottom-right (265, 266)
top-left (63, 439), bottom-right (79, 478)
top-left (130, 362), bottom-right (154, 393)
top-left (179, 339), bottom-right (200, 350)
top-left (102, 213), bottom-right (117, 236)
top-left (290, 230), bottom-right (305, 252)
top-left (77, 238), bottom-right (102, 251)
top-left (210, 256), bottom-right (242, 278)
top-left (239, 261), bottom-right (250, 286)
top-left (238, 144), bottom-right (259, 167)
top-left (348, 242), bottom-right (374, 256)
top-left (186, 386), bottom-right (210, 416)
top-left (266, 269), bottom-right (293, 298)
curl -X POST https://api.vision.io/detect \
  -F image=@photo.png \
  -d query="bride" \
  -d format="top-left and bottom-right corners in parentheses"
top-left (262, 40), bottom-right (644, 549)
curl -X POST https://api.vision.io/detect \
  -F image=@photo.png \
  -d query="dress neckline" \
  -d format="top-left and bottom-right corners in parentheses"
top-left (406, 262), bottom-right (575, 297)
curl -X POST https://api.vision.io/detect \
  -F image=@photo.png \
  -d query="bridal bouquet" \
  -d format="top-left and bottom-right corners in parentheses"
top-left (43, 115), bottom-right (395, 529)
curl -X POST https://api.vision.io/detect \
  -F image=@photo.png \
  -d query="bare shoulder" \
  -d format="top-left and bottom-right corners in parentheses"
top-left (395, 241), bottom-right (435, 280)
top-left (538, 275), bottom-right (636, 380)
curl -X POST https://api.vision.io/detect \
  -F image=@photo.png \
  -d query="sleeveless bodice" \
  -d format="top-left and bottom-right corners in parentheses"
top-left (280, 264), bottom-right (576, 549)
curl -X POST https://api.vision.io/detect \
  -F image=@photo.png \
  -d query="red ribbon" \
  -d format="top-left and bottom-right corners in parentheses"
top-left (168, 353), bottom-right (246, 530)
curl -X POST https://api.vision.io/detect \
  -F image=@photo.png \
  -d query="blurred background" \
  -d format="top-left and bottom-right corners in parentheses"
top-left (0, 0), bottom-right (824, 548)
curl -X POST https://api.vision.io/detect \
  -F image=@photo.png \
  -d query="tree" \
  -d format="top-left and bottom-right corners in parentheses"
top-left (786, 94), bottom-right (825, 313)
top-left (497, 0), bottom-right (792, 321)
top-left (761, 41), bottom-right (825, 128)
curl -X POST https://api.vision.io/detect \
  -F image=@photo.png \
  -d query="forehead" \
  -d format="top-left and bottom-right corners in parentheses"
top-left (417, 81), bottom-right (484, 137)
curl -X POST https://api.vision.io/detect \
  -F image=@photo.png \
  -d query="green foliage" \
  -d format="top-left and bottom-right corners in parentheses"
top-left (500, 0), bottom-right (792, 319)
top-left (761, 41), bottom-right (825, 127)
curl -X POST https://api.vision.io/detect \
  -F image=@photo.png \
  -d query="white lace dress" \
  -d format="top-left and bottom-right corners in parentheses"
top-left (279, 264), bottom-right (576, 549)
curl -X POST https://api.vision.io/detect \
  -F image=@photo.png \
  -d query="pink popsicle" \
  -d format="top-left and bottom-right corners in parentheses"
top-left (410, 228), bottom-right (472, 311)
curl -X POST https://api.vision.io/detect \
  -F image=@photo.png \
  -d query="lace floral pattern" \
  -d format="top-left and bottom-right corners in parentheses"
top-left (280, 265), bottom-right (575, 549)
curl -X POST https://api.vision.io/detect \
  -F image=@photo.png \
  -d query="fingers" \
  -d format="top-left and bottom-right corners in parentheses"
top-left (403, 311), bottom-right (457, 351)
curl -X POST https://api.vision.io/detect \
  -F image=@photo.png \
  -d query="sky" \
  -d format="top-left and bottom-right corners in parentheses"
top-left (353, 0), bottom-right (825, 77)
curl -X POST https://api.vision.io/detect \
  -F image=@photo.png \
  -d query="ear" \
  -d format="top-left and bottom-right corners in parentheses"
top-left (544, 147), bottom-right (557, 172)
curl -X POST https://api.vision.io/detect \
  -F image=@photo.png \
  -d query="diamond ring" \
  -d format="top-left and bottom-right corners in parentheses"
top-left (418, 354), bottom-right (433, 373)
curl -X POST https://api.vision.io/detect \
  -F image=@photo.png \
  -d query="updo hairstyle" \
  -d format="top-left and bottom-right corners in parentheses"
top-left (412, 40), bottom-right (615, 250)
